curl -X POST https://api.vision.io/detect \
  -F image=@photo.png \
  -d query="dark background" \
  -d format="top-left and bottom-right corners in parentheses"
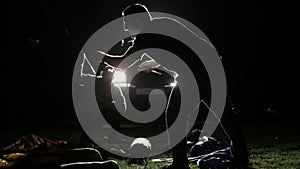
top-left (3, 0), bottom-right (296, 144)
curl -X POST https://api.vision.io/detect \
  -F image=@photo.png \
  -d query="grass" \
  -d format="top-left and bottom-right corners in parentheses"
top-left (249, 144), bottom-right (300, 169)
top-left (112, 144), bottom-right (300, 169)
top-left (114, 158), bottom-right (199, 169)
top-left (111, 151), bottom-right (199, 169)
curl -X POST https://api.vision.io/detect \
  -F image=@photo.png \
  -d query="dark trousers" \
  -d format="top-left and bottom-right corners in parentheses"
top-left (171, 137), bottom-right (190, 169)
top-left (221, 99), bottom-right (249, 167)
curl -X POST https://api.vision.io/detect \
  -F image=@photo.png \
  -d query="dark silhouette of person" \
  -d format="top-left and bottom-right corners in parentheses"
top-left (96, 3), bottom-right (249, 169)
top-left (97, 4), bottom-right (190, 168)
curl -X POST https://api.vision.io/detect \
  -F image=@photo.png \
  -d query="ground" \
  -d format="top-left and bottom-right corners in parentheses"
top-left (112, 122), bottom-right (300, 169)
top-left (113, 144), bottom-right (300, 169)
top-left (249, 145), bottom-right (300, 169)
top-left (1, 124), bottom-right (299, 168)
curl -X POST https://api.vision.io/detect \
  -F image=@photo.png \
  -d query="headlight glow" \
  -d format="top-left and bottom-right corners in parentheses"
top-left (170, 81), bottom-right (177, 87)
top-left (112, 70), bottom-right (128, 87)
top-left (165, 81), bottom-right (177, 87)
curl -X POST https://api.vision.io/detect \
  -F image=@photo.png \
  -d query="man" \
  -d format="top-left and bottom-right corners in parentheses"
top-left (98, 3), bottom-right (249, 169)
top-left (97, 4), bottom-right (190, 169)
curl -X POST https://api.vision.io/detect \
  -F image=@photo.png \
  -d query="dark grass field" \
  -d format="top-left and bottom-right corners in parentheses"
top-left (111, 144), bottom-right (300, 169)
top-left (1, 122), bottom-right (299, 169)
top-left (249, 145), bottom-right (300, 169)
top-left (113, 125), bottom-right (300, 169)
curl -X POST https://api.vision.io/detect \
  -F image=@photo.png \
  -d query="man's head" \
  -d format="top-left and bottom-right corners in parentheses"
top-left (122, 3), bottom-right (151, 36)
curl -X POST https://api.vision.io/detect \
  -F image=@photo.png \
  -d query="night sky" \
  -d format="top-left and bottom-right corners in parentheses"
top-left (4, 0), bottom-right (293, 133)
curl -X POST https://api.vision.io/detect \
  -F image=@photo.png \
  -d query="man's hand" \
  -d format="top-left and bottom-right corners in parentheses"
top-left (138, 60), bottom-right (160, 73)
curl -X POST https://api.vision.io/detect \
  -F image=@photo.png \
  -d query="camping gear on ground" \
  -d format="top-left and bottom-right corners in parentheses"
top-left (190, 136), bottom-right (233, 169)
top-left (0, 134), bottom-right (120, 169)
top-left (153, 136), bottom-right (233, 169)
